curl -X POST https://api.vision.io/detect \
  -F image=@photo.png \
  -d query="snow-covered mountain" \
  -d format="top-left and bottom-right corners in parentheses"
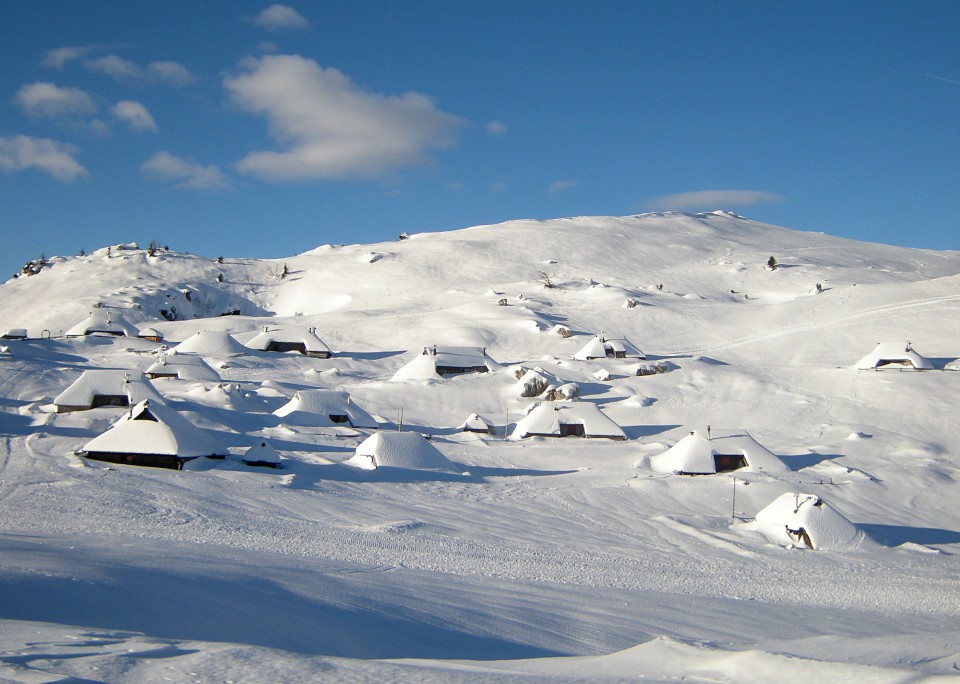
top-left (1, 212), bottom-right (959, 682)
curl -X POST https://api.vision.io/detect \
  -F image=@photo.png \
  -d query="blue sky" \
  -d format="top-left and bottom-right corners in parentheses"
top-left (2, 2), bottom-right (959, 278)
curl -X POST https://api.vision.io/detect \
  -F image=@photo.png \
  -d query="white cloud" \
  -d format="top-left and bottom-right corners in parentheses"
top-left (89, 119), bottom-right (111, 137)
top-left (81, 56), bottom-right (194, 86)
top-left (549, 180), bottom-right (577, 194)
top-left (251, 4), bottom-right (311, 32)
top-left (257, 41), bottom-right (280, 53)
top-left (141, 151), bottom-right (230, 190)
top-left (486, 120), bottom-right (507, 136)
top-left (646, 189), bottom-right (786, 211)
top-left (147, 61), bottom-right (196, 87)
top-left (224, 55), bottom-right (466, 181)
top-left (13, 82), bottom-right (96, 119)
top-left (42, 46), bottom-right (96, 70)
top-left (0, 135), bottom-right (87, 182)
top-left (84, 54), bottom-right (142, 80)
top-left (111, 100), bottom-right (157, 132)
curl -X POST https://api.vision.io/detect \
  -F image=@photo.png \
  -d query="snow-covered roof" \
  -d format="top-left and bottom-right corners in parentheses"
top-left (1, 328), bottom-right (27, 339)
top-left (245, 327), bottom-right (332, 356)
top-left (855, 342), bottom-right (933, 370)
top-left (744, 493), bottom-right (865, 550)
top-left (171, 331), bottom-right (248, 356)
top-left (54, 370), bottom-right (165, 409)
top-left (649, 429), bottom-right (789, 475)
top-left (430, 345), bottom-right (488, 368)
top-left (459, 412), bottom-right (493, 432)
top-left (511, 401), bottom-right (626, 440)
top-left (391, 345), bottom-right (497, 380)
top-left (574, 335), bottom-right (645, 361)
top-left (146, 352), bottom-right (221, 382)
top-left (137, 327), bottom-right (163, 340)
top-left (344, 431), bottom-right (459, 472)
top-left (65, 309), bottom-right (140, 337)
top-left (81, 399), bottom-right (229, 459)
top-left (243, 441), bottom-right (282, 465)
top-left (272, 389), bottom-right (378, 428)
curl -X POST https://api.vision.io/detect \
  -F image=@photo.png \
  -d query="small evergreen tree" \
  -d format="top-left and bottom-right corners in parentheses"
top-left (767, 255), bottom-right (778, 270)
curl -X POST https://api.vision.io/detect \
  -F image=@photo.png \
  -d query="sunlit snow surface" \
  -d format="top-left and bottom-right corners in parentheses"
top-left (1, 213), bottom-right (960, 682)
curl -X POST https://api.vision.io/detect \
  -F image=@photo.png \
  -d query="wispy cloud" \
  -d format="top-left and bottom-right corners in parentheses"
top-left (0, 135), bottom-right (87, 182)
top-left (141, 151), bottom-right (230, 190)
top-left (84, 54), bottom-right (142, 80)
top-left (42, 46), bottom-right (97, 70)
top-left (549, 180), bottom-right (577, 194)
top-left (13, 82), bottom-right (96, 120)
top-left (224, 55), bottom-right (466, 181)
top-left (645, 189), bottom-right (786, 211)
top-left (147, 61), bottom-right (197, 87)
top-left (250, 5), bottom-right (310, 32)
top-left (83, 55), bottom-right (195, 87)
top-left (111, 100), bottom-right (157, 132)
top-left (923, 73), bottom-right (960, 87)
top-left (486, 120), bottom-right (507, 136)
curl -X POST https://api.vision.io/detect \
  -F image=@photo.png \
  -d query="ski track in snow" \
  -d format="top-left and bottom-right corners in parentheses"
top-left (660, 292), bottom-right (960, 356)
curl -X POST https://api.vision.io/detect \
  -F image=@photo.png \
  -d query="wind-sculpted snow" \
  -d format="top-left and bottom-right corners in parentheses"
top-left (1, 213), bottom-right (960, 682)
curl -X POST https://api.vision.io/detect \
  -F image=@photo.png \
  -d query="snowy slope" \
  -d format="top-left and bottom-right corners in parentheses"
top-left (1, 212), bottom-right (960, 682)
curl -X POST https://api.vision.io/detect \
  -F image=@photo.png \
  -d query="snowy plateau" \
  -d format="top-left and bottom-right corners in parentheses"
top-left (0, 211), bottom-right (959, 683)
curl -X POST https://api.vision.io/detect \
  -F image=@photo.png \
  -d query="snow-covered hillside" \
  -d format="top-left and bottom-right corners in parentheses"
top-left (1, 212), bottom-right (959, 682)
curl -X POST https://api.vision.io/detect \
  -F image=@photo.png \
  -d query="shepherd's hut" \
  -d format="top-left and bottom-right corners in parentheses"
top-left (649, 429), bottom-right (789, 475)
top-left (574, 335), bottom-right (645, 361)
top-left (273, 389), bottom-right (378, 428)
top-left (54, 370), bottom-right (164, 412)
top-left (78, 399), bottom-right (229, 469)
top-left (245, 326), bottom-right (332, 358)
top-left (855, 342), bottom-right (933, 370)
top-left (511, 401), bottom-right (626, 440)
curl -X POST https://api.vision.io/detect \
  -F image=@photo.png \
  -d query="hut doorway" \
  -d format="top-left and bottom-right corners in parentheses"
top-left (559, 423), bottom-right (586, 437)
top-left (713, 453), bottom-right (747, 472)
top-left (90, 394), bottom-right (129, 408)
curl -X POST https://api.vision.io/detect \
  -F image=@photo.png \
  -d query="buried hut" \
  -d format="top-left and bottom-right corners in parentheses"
top-left (65, 309), bottom-right (140, 338)
top-left (242, 441), bottom-right (282, 469)
top-left (344, 431), bottom-right (459, 473)
top-left (245, 326), bottom-right (332, 358)
top-left (137, 327), bottom-right (164, 343)
top-left (78, 399), bottom-right (229, 469)
top-left (54, 369), bottom-right (165, 412)
top-left (574, 335), bottom-right (646, 361)
top-left (392, 345), bottom-right (498, 380)
top-left (459, 412), bottom-right (494, 434)
top-left (741, 492), bottom-right (867, 550)
top-left (648, 429), bottom-right (789, 475)
top-left (273, 389), bottom-right (378, 428)
top-left (146, 352), bottom-right (221, 382)
top-left (855, 341), bottom-right (933, 370)
top-left (171, 330), bottom-right (248, 356)
top-left (511, 400), bottom-right (626, 440)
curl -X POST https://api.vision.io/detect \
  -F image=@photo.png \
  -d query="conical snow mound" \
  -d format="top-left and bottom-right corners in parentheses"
top-left (743, 492), bottom-right (865, 550)
top-left (172, 331), bottom-right (248, 356)
top-left (344, 432), bottom-right (459, 472)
